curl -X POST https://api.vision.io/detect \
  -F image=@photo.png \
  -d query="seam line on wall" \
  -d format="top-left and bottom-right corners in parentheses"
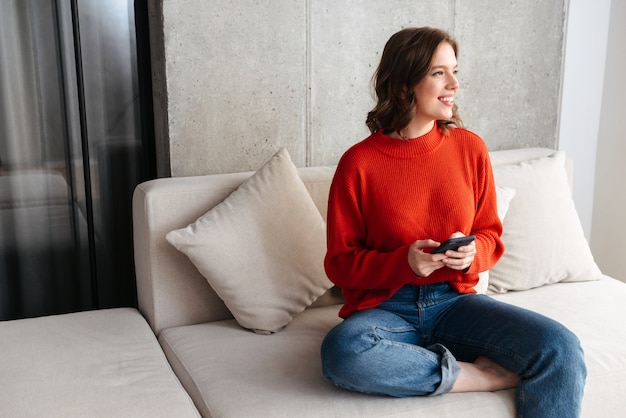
top-left (305, 0), bottom-right (312, 167)
top-left (555, 0), bottom-right (570, 150)
top-left (450, 0), bottom-right (455, 34)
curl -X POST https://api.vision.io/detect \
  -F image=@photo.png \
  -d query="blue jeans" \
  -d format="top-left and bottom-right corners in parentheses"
top-left (321, 283), bottom-right (586, 418)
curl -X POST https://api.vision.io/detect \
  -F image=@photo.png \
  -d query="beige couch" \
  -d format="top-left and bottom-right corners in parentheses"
top-left (0, 307), bottom-right (200, 417)
top-left (132, 147), bottom-right (626, 417)
top-left (2, 148), bottom-right (625, 417)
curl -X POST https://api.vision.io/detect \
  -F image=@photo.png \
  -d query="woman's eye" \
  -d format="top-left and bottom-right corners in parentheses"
top-left (432, 71), bottom-right (443, 76)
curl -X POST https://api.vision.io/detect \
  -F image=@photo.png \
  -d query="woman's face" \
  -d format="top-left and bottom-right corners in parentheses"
top-left (411, 42), bottom-right (459, 126)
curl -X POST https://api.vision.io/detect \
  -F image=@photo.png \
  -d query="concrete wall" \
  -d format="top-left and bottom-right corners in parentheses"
top-left (148, 0), bottom-right (565, 177)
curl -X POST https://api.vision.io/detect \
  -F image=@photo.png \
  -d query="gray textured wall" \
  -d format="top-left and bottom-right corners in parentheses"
top-left (149, 0), bottom-right (565, 177)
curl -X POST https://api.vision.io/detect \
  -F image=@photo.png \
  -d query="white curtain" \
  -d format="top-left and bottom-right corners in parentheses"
top-left (0, 0), bottom-right (146, 320)
top-left (0, 0), bottom-right (45, 169)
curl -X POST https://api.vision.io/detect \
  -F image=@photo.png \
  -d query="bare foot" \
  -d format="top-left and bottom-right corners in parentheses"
top-left (450, 356), bottom-right (520, 393)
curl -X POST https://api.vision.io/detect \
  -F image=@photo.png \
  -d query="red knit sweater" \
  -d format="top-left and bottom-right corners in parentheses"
top-left (324, 125), bottom-right (504, 318)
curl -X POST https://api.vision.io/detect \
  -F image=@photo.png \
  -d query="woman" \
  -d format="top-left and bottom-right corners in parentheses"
top-left (321, 27), bottom-right (586, 417)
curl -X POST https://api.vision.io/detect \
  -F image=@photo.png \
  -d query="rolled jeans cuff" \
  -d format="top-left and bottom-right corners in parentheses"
top-left (427, 343), bottom-right (461, 396)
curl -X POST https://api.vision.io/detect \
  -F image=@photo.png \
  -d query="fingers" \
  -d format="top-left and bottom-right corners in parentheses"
top-left (442, 256), bottom-right (473, 271)
top-left (408, 240), bottom-right (445, 277)
top-left (413, 238), bottom-right (441, 250)
top-left (408, 236), bottom-right (476, 275)
top-left (441, 244), bottom-right (476, 271)
top-left (439, 233), bottom-right (475, 270)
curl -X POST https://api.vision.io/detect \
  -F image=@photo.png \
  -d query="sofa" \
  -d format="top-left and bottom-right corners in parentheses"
top-left (2, 147), bottom-right (625, 417)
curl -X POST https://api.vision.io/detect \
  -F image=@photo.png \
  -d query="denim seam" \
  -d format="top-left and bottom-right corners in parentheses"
top-left (370, 326), bottom-right (440, 363)
top-left (436, 332), bottom-right (529, 368)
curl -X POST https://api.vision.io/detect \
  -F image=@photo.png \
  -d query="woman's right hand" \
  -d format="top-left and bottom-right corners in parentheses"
top-left (408, 239), bottom-right (446, 277)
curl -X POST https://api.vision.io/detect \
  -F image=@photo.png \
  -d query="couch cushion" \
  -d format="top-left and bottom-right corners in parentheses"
top-left (489, 151), bottom-right (602, 293)
top-left (159, 305), bottom-right (515, 418)
top-left (159, 277), bottom-right (626, 417)
top-left (491, 276), bottom-right (626, 418)
top-left (0, 308), bottom-right (199, 417)
top-left (166, 148), bottom-right (332, 334)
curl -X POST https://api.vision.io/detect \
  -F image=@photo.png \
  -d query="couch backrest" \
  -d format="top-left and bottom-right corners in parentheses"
top-left (133, 147), bottom-right (567, 335)
top-left (132, 166), bottom-right (338, 334)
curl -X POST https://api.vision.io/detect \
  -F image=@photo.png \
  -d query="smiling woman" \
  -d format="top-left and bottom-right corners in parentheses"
top-left (407, 42), bottom-right (460, 137)
top-left (320, 26), bottom-right (587, 418)
top-left (365, 27), bottom-right (463, 139)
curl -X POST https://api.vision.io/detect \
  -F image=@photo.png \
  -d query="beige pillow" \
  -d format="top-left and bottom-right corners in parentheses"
top-left (166, 148), bottom-right (333, 334)
top-left (474, 186), bottom-right (516, 294)
top-left (488, 151), bottom-right (602, 293)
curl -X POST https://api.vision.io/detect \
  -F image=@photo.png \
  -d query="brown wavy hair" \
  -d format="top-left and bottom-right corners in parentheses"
top-left (366, 27), bottom-right (463, 136)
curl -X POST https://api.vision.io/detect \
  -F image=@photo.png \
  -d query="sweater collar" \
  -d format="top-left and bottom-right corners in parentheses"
top-left (369, 124), bottom-right (444, 159)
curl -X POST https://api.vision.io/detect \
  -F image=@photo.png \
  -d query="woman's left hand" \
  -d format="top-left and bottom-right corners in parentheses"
top-left (441, 232), bottom-right (476, 271)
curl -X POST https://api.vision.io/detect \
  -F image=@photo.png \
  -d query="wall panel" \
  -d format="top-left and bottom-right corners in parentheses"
top-left (454, 1), bottom-right (565, 150)
top-left (308, 1), bottom-right (452, 166)
top-left (152, 0), bottom-right (565, 175)
top-left (160, 0), bottom-right (308, 176)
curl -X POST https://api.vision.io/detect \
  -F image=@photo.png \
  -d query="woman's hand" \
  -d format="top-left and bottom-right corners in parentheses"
top-left (408, 239), bottom-right (445, 277)
top-left (408, 232), bottom-right (476, 276)
top-left (440, 232), bottom-right (476, 271)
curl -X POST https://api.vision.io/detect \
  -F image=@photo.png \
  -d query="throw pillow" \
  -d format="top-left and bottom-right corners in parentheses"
top-left (488, 151), bottom-right (602, 293)
top-left (474, 185), bottom-right (516, 294)
top-left (166, 148), bottom-right (333, 334)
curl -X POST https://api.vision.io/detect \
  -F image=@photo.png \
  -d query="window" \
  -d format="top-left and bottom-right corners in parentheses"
top-left (0, 0), bottom-right (155, 319)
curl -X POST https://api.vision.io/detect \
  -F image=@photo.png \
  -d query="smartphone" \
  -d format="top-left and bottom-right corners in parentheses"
top-left (431, 235), bottom-right (476, 254)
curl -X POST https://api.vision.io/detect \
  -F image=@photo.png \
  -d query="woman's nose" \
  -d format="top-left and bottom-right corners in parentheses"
top-left (448, 73), bottom-right (459, 90)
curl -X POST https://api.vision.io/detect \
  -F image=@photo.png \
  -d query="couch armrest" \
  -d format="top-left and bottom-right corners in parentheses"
top-left (133, 174), bottom-right (249, 334)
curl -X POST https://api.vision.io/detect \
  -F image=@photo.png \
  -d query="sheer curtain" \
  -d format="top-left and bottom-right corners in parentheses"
top-left (0, 0), bottom-right (153, 320)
